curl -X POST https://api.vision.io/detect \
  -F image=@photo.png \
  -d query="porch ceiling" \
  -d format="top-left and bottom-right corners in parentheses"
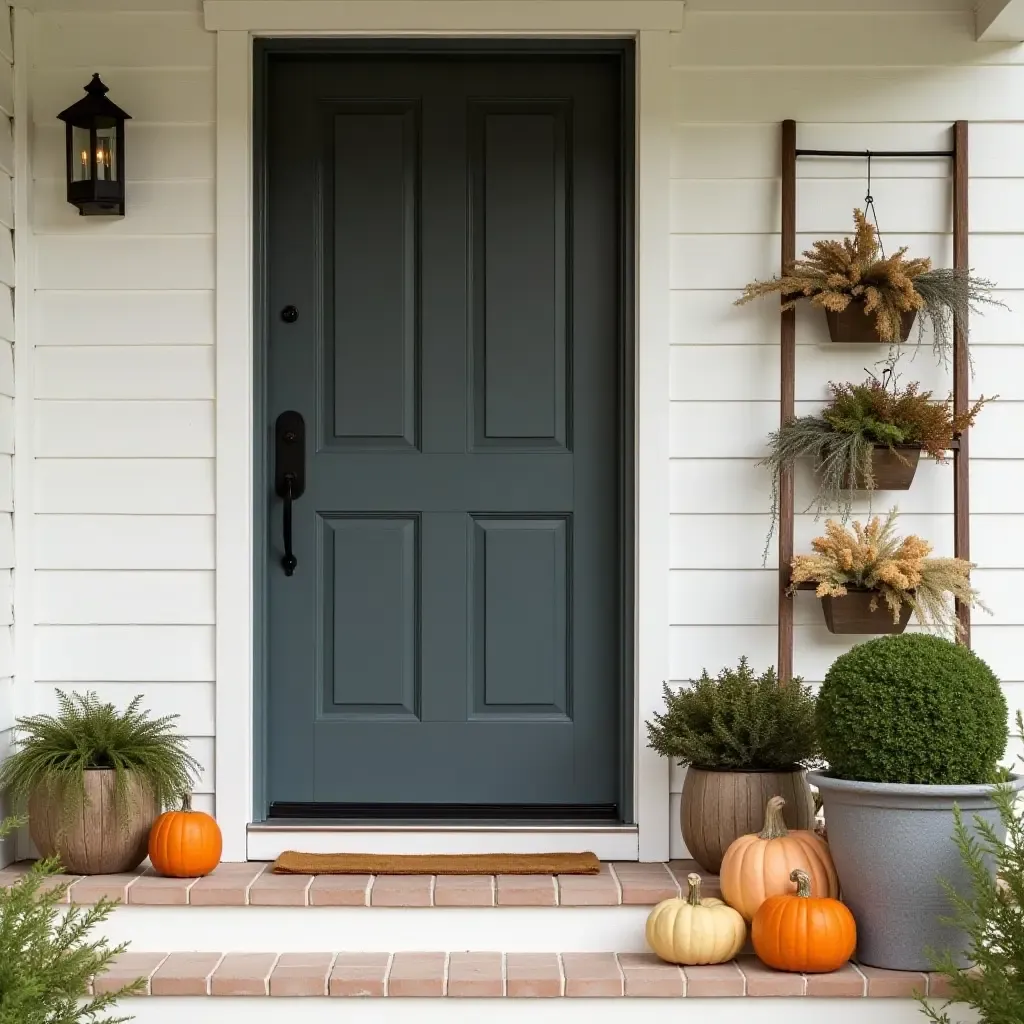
top-left (977, 0), bottom-right (1024, 40)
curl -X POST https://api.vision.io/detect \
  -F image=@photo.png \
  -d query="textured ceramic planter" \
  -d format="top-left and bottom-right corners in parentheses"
top-left (28, 768), bottom-right (160, 875)
top-left (681, 766), bottom-right (816, 873)
top-left (809, 771), bottom-right (1024, 970)
top-left (820, 588), bottom-right (912, 635)
top-left (824, 305), bottom-right (916, 345)
top-left (841, 445), bottom-right (922, 491)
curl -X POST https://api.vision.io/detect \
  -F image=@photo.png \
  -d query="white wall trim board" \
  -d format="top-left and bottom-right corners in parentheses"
top-left (11, 5), bottom-right (32, 863)
top-left (246, 825), bottom-right (639, 860)
top-left (977, 0), bottom-right (1024, 41)
top-left (212, 8), bottom-right (674, 860)
top-left (214, 28), bottom-right (254, 862)
top-left (203, 1), bottom-right (686, 34)
top-left (60, 997), bottom-right (948, 1024)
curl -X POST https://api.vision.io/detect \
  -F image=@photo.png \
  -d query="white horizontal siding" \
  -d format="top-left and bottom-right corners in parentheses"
top-left (33, 514), bottom-right (214, 569)
top-left (34, 625), bottom-right (214, 682)
top-left (34, 401), bottom-right (215, 457)
top-left (34, 571), bottom-right (214, 625)
top-left (29, 5), bottom-right (217, 820)
top-left (667, 6), bottom-right (1024, 857)
top-left (35, 291), bottom-right (214, 346)
top-left (35, 347), bottom-right (214, 399)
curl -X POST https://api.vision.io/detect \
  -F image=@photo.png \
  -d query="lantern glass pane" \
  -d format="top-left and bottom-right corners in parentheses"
top-left (72, 126), bottom-right (91, 182)
top-left (95, 127), bottom-right (117, 182)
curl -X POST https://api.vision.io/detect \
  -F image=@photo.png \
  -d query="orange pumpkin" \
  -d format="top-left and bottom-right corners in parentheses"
top-left (752, 868), bottom-right (856, 973)
top-left (720, 795), bottom-right (838, 921)
top-left (148, 793), bottom-right (222, 877)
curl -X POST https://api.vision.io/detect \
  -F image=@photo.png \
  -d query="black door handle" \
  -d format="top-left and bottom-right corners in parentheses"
top-left (275, 411), bottom-right (305, 576)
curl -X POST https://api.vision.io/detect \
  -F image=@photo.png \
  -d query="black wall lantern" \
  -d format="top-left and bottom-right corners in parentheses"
top-left (57, 74), bottom-right (131, 216)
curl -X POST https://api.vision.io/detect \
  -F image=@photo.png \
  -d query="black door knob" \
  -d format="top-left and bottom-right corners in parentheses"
top-left (280, 305), bottom-right (299, 323)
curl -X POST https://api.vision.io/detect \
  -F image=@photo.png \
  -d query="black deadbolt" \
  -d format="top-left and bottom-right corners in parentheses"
top-left (280, 305), bottom-right (299, 324)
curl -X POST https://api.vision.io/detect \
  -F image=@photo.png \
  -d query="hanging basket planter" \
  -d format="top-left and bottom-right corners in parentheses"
top-left (821, 589), bottom-right (912, 636)
top-left (840, 444), bottom-right (922, 491)
top-left (824, 305), bottom-right (917, 345)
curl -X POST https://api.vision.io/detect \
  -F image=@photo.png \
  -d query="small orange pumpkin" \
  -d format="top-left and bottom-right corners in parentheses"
top-left (752, 868), bottom-right (856, 973)
top-left (720, 795), bottom-right (838, 921)
top-left (148, 793), bottom-right (222, 878)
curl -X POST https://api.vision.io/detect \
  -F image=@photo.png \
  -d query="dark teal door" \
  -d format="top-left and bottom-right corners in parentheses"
top-left (264, 51), bottom-right (626, 817)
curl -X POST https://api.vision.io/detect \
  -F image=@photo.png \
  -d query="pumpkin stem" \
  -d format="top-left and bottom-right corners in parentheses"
top-left (181, 792), bottom-right (193, 813)
top-left (791, 869), bottom-right (812, 899)
top-left (686, 873), bottom-right (703, 907)
top-left (758, 795), bottom-right (789, 840)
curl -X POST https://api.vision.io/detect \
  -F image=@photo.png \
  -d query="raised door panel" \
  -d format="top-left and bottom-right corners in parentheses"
top-left (471, 516), bottom-right (569, 718)
top-left (319, 514), bottom-right (419, 718)
top-left (469, 101), bottom-right (570, 450)
top-left (324, 103), bottom-right (419, 450)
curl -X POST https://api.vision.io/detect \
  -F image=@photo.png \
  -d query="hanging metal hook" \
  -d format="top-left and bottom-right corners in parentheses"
top-left (864, 150), bottom-right (885, 258)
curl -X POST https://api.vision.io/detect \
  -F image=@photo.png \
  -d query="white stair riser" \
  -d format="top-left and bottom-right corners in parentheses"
top-left (95, 906), bottom-right (652, 953)
top-left (111, 997), bottom-right (949, 1024)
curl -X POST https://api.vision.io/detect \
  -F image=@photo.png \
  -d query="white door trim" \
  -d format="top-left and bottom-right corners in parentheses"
top-left (212, 8), bottom-right (674, 863)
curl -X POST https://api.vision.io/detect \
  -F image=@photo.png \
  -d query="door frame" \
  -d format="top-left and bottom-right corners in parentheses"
top-left (253, 39), bottom-right (634, 824)
top-left (207, 1), bottom-right (676, 862)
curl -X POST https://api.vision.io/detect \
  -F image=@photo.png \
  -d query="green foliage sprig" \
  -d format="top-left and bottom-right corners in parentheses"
top-left (816, 634), bottom-right (1008, 786)
top-left (0, 815), bottom-right (143, 1024)
top-left (736, 208), bottom-right (1003, 363)
top-left (646, 658), bottom-right (821, 771)
top-left (0, 690), bottom-right (201, 828)
top-left (919, 714), bottom-right (1024, 1024)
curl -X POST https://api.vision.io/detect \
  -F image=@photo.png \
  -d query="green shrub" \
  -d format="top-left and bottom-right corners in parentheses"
top-left (817, 634), bottom-right (1008, 785)
top-left (919, 719), bottom-right (1024, 1023)
top-left (646, 657), bottom-right (821, 771)
top-left (0, 816), bottom-right (142, 1024)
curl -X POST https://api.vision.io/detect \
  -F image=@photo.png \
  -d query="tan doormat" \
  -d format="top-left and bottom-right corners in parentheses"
top-left (271, 851), bottom-right (601, 875)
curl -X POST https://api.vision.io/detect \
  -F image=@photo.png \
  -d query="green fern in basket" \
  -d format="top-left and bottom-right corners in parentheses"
top-left (0, 690), bottom-right (200, 826)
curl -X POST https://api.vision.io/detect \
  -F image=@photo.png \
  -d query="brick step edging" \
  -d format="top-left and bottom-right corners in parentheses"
top-left (94, 951), bottom-right (950, 999)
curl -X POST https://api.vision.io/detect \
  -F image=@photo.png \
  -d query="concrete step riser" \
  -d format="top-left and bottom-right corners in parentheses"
top-left (95, 905), bottom-right (653, 953)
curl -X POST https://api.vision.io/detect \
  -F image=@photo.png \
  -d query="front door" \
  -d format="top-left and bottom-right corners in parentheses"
top-left (264, 50), bottom-right (627, 818)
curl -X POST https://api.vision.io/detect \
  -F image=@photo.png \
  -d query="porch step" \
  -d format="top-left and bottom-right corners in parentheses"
top-left (96, 949), bottom-right (944, 1000)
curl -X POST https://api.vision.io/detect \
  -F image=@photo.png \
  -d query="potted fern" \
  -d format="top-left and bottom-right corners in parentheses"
top-left (646, 658), bottom-right (820, 873)
top-left (789, 508), bottom-right (981, 635)
top-left (761, 362), bottom-right (992, 553)
top-left (0, 691), bottom-right (200, 874)
top-left (736, 208), bottom-right (1000, 362)
top-left (0, 814), bottom-right (143, 1020)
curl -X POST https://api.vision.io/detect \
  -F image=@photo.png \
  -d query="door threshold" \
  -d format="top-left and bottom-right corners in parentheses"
top-left (247, 822), bottom-right (639, 860)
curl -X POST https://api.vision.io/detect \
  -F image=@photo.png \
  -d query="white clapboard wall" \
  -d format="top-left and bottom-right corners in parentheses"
top-left (29, 1), bottom-right (215, 816)
top-left (668, 4), bottom-right (1024, 853)
top-left (18, 0), bottom-right (1024, 850)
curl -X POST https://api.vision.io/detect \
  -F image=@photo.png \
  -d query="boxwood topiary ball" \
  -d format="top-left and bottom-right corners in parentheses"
top-left (817, 633), bottom-right (1008, 786)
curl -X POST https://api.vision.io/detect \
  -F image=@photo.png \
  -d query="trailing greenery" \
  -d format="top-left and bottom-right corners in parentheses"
top-left (0, 690), bottom-right (201, 828)
top-left (816, 634), bottom-right (1007, 786)
top-left (919, 714), bottom-right (1024, 1024)
top-left (759, 358), bottom-right (992, 560)
top-left (789, 508), bottom-right (982, 635)
top-left (0, 815), bottom-right (143, 1023)
top-left (736, 208), bottom-right (1002, 362)
top-left (646, 658), bottom-right (821, 771)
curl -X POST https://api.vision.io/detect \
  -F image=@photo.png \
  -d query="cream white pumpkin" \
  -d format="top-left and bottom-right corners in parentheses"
top-left (645, 873), bottom-right (747, 965)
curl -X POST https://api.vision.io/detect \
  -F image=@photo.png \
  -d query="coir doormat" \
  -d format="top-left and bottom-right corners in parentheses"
top-left (271, 851), bottom-right (601, 875)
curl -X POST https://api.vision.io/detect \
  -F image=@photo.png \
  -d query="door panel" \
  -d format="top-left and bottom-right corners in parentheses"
top-left (265, 53), bottom-right (625, 815)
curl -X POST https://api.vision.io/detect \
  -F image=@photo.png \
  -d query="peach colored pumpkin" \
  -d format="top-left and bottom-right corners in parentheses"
top-left (720, 795), bottom-right (838, 922)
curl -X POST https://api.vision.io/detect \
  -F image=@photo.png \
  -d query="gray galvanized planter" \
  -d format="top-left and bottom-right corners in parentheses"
top-left (809, 770), bottom-right (1024, 971)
